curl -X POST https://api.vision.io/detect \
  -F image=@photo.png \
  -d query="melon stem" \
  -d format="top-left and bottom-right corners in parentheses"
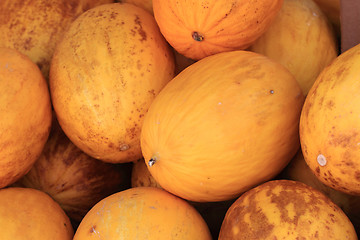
top-left (148, 158), bottom-right (156, 167)
top-left (192, 31), bottom-right (204, 41)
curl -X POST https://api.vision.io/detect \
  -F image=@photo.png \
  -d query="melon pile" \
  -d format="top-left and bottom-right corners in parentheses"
top-left (0, 0), bottom-right (359, 239)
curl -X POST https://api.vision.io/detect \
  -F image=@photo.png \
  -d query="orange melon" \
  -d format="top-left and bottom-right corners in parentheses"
top-left (13, 115), bottom-right (132, 227)
top-left (152, 0), bottom-right (284, 60)
top-left (0, 47), bottom-right (52, 188)
top-left (130, 158), bottom-right (236, 239)
top-left (0, 187), bottom-right (73, 239)
top-left (116, 0), bottom-right (197, 75)
top-left (141, 50), bottom-right (304, 202)
top-left (73, 187), bottom-right (212, 239)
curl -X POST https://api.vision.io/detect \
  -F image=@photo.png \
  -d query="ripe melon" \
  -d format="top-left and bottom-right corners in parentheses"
top-left (0, 47), bottom-right (52, 188)
top-left (141, 50), bottom-right (304, 202)
top-left (300, 43), bottom-right (360, 195)
top-left (13, 116), bottom-right (132, 227)
top-left (73, 187), bottom-right (212, 239)
top-left (249, 0), bottom-right (338, 95)
top-left (50, 3), bottom-right (175, 163)
top-left (218, 180), bottom-right (358, 239)
top-left (152, 0), bottom-right (283, 60)
top-left (0, 0), bottom-right (114, 79)
top-left (279, 150), bottom-right (360, 234)
top-left (0, 187), bottom-right (73, 239)
top-left (313, 0), bottom-right (340, 36)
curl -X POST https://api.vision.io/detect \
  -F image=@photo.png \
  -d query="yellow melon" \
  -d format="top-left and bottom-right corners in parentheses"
top-left (73, 187), bottom-right (212, 239)
top-left (313, 0), bottom-right (340, 36)
top-left (218, 180), bottom-right (358, 239)
top-left (13, 115), bottom-right (132, 227)
top-left (249, 0), bottom-right (338, 95)
top-left (0, 0), bottom-right (114, 79)
top-left (141, 50), bottom-right (304, 202)
top-left (300, 43), bottom-right (360, 195)
top-left (0, 187), bottom-right (73, 239)
top-left (280, 150), bottom-right (360, 233)
top-left (0, 47), bottom-right (52, 188)
top-left (50, 3), bottom-right (175, 163)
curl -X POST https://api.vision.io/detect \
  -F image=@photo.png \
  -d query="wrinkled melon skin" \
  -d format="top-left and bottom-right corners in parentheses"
top-left (50, 3), bottom-right (175, 163)
top-left (141, 50), bottom-right (305, 202)
top-left (300, 43), bottom-right (360, 196)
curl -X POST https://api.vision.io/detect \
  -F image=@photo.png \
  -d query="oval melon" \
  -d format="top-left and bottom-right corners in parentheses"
top-left (0, 187), bottom-right (73, 239)
top-left (50, 3), bottom-right (175, 163)
top-left (300, 43), bottom-right (360, 195)
top-left (141, 50), bottom-right (304, 202)
top-left (218, 179), bottom-right (358, 239)
top-left (249, 0), bottom-right (338, 95)
top-left (0, 0), bottom-right (114, 79)
top-left (0, 47), bottom-right (52, 188)
top-left (73, 187), bottom-right (212, 239)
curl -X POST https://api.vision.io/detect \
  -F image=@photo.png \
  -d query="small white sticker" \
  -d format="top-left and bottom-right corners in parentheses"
top-left (317, 154), bottom-right (327, 166)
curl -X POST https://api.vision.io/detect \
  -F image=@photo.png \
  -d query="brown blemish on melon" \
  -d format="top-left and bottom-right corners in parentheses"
top-left (221, 189), bottom-right (274, 239)
top-left (110, 11), bottom-right (118, 20)
top-left (108, 142), bottom-right (115, 149)
top-left (301, 100), bottom-right (312, 120)
top-left (126, 124), bottom-right (138, 140)
top-left (326, 100), bottom-right (335, 109)
top-left (137, 59), bottom-right (142, 70)
top-left (301, 144), bottom-right (308, 156)
top-left (104, 31), bottom-right (112, 55)
top-left (148, 89), bottom-right (156, 97)
top-left (270, 189), bottom-right (308, 226)
top-left (335, 65), bottom-right (348, 79)
top-left (354, 171), bottom-right (360, 181)
top-left (23, 37), bottom-right (34, 51)
top-left (134, 15), bottom-right (147, 42)
top-left (245, 64), bottom-right (265, 79)
top-left (325, 174), bottom-right (340, 186)
top-left (329, 132), bottom-right (358, 147)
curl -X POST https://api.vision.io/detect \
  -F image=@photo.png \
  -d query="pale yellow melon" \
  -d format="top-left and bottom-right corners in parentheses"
top-left (50, 3), bottom-right (175, 163)
top-left (249, 0), bottom-right (338, 95)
